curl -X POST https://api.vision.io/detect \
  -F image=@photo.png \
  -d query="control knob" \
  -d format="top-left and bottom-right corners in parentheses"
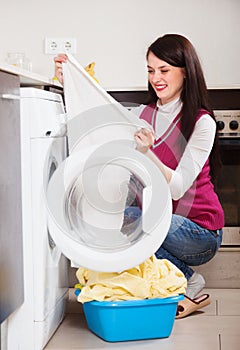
top-left (217, 120), bottom-right (225, 131)
top-left (229, 120), bottom-right (239, 130)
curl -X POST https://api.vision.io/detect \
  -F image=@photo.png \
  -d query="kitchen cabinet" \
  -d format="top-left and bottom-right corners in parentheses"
top-left (0, 70), bottom-right (24, 323)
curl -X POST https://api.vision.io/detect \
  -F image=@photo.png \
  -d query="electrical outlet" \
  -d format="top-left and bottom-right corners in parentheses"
top-left (44, 38), bottom-right (77, 54)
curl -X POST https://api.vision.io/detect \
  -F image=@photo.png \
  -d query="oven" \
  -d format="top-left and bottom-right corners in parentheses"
top-left (215, 110), bottom-right (240, 246)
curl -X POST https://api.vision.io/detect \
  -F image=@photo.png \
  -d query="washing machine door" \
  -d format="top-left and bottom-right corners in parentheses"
top-left (46, 114), bottom-right (172, 272)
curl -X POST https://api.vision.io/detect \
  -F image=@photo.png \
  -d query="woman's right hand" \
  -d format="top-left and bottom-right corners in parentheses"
top-left (54, 54), bottom-right (68, 85)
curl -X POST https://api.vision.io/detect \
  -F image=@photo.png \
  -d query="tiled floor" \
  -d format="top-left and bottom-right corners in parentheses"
top-left (45, 289), bottom-right (240, 350)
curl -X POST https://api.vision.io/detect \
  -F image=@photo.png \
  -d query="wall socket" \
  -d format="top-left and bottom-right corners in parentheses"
top-left (44, 37), bottom-right (77, 54)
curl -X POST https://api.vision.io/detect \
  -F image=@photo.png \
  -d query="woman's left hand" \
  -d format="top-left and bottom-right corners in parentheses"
top-left (134, 128), bottom-right (155, 153)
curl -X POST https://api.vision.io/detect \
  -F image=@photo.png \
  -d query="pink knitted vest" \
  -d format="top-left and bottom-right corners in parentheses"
top-left (140, 105), bottom-right (224, 230)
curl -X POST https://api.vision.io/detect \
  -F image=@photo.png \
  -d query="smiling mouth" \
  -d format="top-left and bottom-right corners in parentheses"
top-left (154, 84), bottom-right (167, 91)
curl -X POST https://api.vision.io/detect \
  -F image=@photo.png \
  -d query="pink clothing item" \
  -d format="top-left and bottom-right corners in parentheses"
top-left (140, 104), bottom-right (224, 230)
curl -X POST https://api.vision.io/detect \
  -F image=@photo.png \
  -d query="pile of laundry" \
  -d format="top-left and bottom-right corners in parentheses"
top-left (75, 255), bottom-right (187, 303)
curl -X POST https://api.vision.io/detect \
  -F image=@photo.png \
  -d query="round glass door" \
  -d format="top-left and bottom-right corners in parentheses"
top-left (46, 142), bottom-right (172, 272)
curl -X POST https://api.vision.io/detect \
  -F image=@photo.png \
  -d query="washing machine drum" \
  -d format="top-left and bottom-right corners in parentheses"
top-left (46, 130), bottom-right (172, 273)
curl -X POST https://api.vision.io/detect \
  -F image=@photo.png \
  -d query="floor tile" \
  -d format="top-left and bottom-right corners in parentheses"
top-left (216, 289), bottom-right (240, 316)
top-left (174, 315), bottom-right (240, 336)
top-left (153, 334), bottom-right (220, 350)
top-left (221, 334), bottom-right (240, 350)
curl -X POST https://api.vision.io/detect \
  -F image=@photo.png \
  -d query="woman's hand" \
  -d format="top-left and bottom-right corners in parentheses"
top-left (134, 128), bottom-right (155, 153)
top-left (54, 54), bottom-right (68, 84)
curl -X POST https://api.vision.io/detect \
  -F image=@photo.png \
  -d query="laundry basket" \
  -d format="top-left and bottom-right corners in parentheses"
top-left (81, 295), bottom-right (184, 342)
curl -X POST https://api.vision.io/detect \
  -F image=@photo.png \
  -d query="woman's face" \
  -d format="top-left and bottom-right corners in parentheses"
top-left (147, 51), bottom-right (185, 105)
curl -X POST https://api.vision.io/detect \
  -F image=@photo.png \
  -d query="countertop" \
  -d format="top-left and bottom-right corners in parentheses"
top-left (0, 61), bottom-right (62, 88)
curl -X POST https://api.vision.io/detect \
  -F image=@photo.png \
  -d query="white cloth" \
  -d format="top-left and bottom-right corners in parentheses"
top-left (132, 98), bottom-right (216, 200)
top-left (62, 54), bottom-right (149, 150)
top-left (61, 55), bottom-right (155, 241)
top-left (63, 54), bottom-right (117, 118)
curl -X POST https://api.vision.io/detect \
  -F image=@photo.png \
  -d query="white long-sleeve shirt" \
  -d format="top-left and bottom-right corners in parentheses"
top-left (132, 98), bottom-right (216, 200)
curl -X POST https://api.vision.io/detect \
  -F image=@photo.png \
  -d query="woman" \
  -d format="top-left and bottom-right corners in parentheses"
top-left (54, 34), bottom-right (224, 317)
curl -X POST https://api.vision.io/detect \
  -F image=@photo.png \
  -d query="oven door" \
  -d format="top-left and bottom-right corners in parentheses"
top-left (216, 138), bottom-right (240, 245)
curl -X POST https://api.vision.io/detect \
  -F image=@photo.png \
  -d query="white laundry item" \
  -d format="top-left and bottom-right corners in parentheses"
top-left (62, 54), bottom-right (117, 118)
top-left (62, 54), bottom-right (152, 150)
top-left (61, 54), bottom-right (152, 258)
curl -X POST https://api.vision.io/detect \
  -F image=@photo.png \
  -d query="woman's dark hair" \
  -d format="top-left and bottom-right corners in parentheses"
top-left (146, 33), bottom-right (221, 182)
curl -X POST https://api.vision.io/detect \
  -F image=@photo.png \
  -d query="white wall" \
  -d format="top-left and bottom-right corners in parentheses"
top-left (0, 0), bottom-right (239, 89)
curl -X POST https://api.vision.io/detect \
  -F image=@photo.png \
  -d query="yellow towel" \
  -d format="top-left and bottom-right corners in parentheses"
top-left (76, 256), bottom-right (187, 303)
top-left (84, 62), bottom-right (99, 83)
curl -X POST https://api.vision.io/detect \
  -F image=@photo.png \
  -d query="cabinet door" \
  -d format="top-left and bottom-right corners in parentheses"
top-left (0, 71), bottom-right (24, 323)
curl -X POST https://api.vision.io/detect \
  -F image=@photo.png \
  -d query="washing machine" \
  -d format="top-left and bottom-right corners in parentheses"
top-left (7, 88), bottom-right (69, 350)
top-left (45, 53), bottom-right (173, 273)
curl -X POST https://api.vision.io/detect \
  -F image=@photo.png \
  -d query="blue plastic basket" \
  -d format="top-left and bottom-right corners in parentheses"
top-left (82, 294), bottom-right (184, 342)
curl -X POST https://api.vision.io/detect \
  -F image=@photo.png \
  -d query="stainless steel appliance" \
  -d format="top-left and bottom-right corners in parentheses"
top-left (215, 110), bottom-right (240, 246)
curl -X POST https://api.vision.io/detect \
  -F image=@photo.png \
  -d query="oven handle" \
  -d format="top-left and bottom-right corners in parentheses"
top-left (219, 138), bottom-right (240, 146)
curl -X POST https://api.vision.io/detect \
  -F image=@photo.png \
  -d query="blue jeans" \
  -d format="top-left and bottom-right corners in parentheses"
top-left (123, 208), bottom-right (223, 280)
